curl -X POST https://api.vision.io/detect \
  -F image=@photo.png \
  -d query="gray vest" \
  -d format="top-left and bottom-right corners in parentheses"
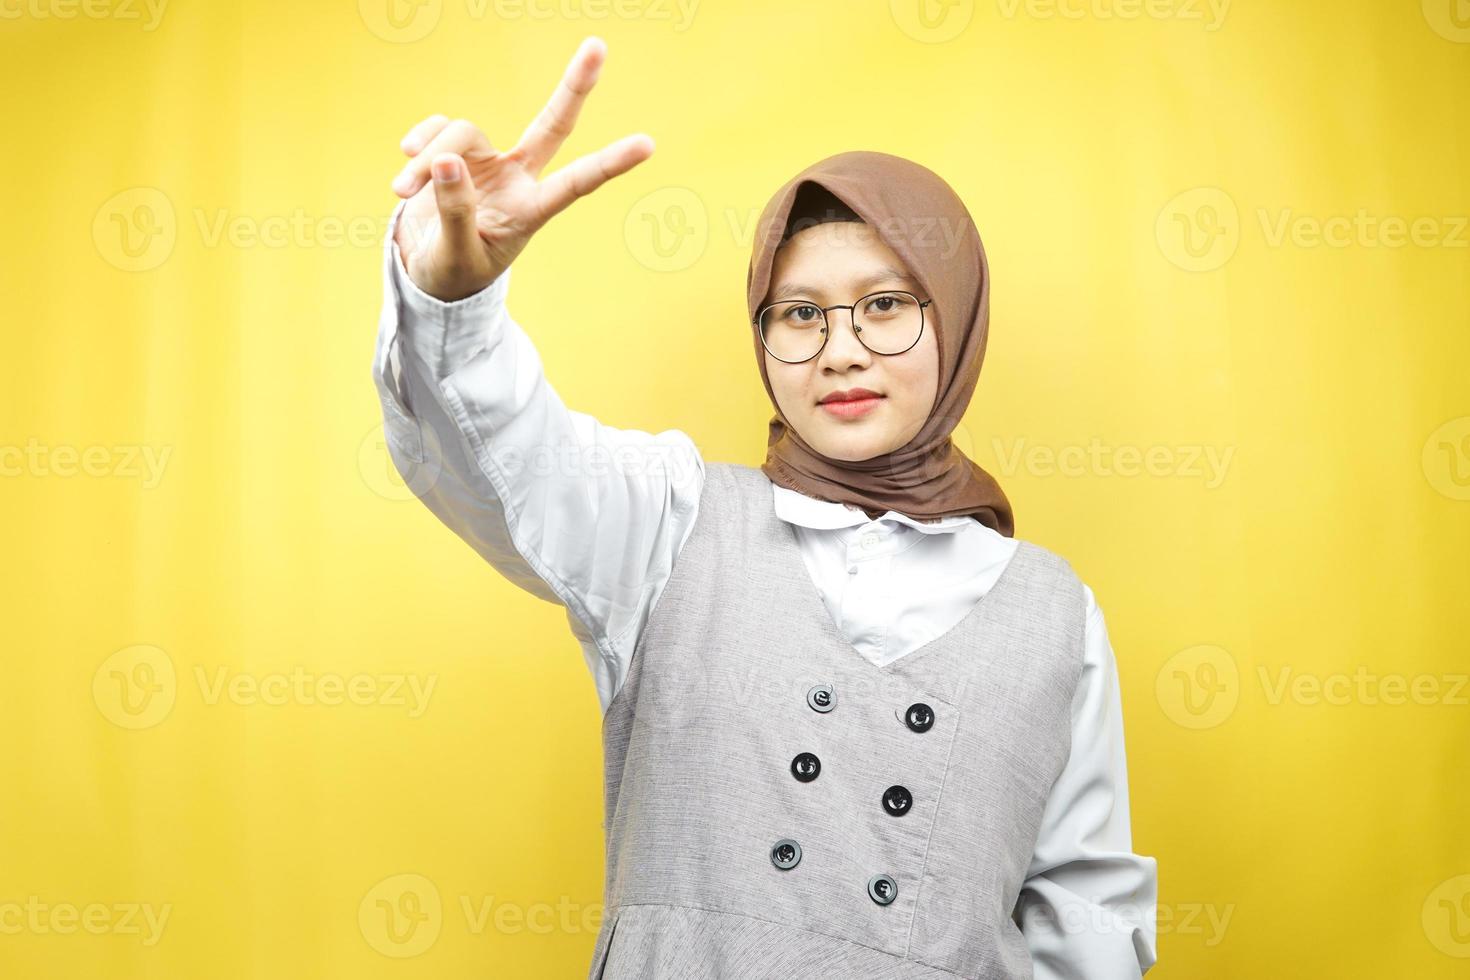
top-left (588, 462), bottom-right (1086, 979)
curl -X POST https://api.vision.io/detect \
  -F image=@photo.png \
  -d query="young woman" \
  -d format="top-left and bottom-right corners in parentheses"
top-left (373, 36), bottom-right (1158, 980)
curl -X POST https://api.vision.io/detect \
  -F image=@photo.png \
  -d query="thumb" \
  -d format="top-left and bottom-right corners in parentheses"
top-left (429, 152), bottom-right (481, 261)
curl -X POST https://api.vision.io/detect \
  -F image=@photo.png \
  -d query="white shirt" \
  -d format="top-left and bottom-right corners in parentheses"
top-left (371, 199), bottom-right (1158, 976)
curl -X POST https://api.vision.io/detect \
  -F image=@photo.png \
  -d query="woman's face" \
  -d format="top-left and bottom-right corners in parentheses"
top-left (761, 221), bottom-right (939, 462)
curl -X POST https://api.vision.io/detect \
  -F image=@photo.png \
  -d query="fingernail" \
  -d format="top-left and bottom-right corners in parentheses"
top-left (432, 158), bottom-right (460, 183)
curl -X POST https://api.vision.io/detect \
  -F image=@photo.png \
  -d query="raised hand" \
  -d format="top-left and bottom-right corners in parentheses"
top-left (389, 36), bottom-right (654, 302)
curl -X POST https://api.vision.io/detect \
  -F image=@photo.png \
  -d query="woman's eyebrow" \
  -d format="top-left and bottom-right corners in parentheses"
top-left (771, 266), bottom-right (917, 301)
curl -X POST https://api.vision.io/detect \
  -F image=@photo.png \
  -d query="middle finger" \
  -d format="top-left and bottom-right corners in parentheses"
top-left (511, 35), bottom-right (605, 176)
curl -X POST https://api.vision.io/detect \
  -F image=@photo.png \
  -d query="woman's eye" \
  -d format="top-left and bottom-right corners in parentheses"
top-left (789, 305), bottom-right (821, 323)
top-left (865, 293), bottom-right (909, 316)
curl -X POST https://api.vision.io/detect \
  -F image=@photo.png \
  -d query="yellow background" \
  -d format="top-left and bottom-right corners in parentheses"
top-left (3, 0), bottom-right (1468, 976)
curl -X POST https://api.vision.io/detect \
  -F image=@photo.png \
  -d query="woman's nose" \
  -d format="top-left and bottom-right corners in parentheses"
top-left (818, 308), bottom-right (872, 367)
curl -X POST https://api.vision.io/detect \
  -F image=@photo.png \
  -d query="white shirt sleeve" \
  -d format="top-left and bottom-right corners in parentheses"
top-left (1015, 583), bottom-right (1159, 977)
top-left (370, 199), bottom-right (705, 709)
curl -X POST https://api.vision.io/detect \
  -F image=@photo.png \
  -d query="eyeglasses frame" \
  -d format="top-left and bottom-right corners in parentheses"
top-left (752, 290), bottom-right (934, 364)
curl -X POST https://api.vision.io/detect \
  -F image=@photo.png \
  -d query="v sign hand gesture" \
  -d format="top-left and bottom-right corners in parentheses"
top-left (390, 36), bottom-right (654, 302)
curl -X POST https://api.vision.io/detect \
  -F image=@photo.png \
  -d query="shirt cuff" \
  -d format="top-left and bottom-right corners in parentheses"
top-left (383, 197), bottom-right (512, 377)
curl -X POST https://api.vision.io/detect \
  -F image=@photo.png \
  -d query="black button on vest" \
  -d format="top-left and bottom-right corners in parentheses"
top-left (882, 784), bottom-right (912, 816)
top-left (807, 684), bottom-right (835, 713)
top-left (867, 873), bottom-right (898, 905)
top-left (791, 752), bottom-right (821, 782)
top-left (770, 838), bottom-right (801, 870)
top-left (904, 701), bottom-right (934, 732)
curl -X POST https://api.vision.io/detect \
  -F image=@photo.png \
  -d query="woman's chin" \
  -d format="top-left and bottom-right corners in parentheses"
top-left (804, 421), bottom-right (898, 462)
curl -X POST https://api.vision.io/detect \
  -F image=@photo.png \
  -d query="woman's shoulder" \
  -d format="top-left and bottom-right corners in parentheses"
top-left (705, 459), bottom-right (759, 476)
top-left (698, 460), bottom-right (759, 493)
top-left (1008, 534), bottom-right (1093, 606)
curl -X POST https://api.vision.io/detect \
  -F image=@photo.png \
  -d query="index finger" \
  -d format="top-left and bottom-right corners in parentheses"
top-left (510, 35), bottom-right (606, 176)
top-left (532, 132), bottom-right (654, 226)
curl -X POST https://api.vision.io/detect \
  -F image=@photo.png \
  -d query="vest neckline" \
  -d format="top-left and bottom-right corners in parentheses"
top-left (756, 469), bottom-right (1034, 674)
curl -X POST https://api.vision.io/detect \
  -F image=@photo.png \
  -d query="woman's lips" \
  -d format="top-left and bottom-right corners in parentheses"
top-left (819, 395), bottom-right (884, 419)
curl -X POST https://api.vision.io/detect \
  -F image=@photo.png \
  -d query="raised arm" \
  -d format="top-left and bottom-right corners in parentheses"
top-left (370, 37), bottom-right (704, 710)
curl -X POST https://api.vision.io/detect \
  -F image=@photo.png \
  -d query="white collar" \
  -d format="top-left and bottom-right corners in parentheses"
top-left (770, 482), bottom-right (976, 536)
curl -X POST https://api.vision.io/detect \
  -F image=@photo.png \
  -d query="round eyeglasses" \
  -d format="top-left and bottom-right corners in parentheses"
top-left (754, 290), bottom-right (932, 364)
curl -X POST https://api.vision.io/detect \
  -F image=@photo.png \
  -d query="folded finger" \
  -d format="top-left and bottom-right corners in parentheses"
top-left (392, 118), bottom-right (498, 197)
top-left (400, 114), bottom-right (451, 155)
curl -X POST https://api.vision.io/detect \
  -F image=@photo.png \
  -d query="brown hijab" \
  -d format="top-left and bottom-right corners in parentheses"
top-left (745, 150), bottom-right (1015, 536)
